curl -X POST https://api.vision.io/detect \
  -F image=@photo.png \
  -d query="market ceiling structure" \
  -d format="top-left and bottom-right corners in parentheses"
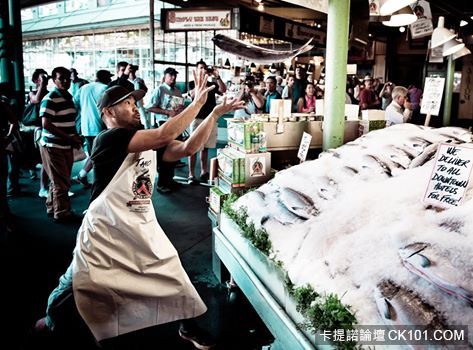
top-left (19, 0), bottom-right (473, 39)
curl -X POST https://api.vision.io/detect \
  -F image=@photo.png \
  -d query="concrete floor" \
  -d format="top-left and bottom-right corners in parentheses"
top-left (1, 158), bottom-right (273, 350)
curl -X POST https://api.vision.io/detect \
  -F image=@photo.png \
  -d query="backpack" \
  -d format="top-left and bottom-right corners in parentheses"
top-left (22, 103), bottom-right (41, 127)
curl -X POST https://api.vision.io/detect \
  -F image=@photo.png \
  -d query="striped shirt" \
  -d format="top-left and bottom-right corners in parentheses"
top-left (39, 87), bottom-right (77, 149)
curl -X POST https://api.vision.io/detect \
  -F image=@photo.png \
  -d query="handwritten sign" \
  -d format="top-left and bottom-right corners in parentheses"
top-left (423, 144), bottom-right (473, 208)
top-left (297, 132), bottom-right (312, 162)
top-left (420, 77), bottom-right (445, 116)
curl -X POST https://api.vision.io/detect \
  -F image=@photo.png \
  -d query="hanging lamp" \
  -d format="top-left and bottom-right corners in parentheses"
top-left (431, 16), bottom-right (456, 49)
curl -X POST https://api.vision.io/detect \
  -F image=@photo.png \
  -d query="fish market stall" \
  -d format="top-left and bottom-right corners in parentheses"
top-left (213, 124), bottom-right (473, 349)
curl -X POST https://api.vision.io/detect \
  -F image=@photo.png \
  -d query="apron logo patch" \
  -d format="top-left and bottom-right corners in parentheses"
top-left (132, 170), bottom-right (152, 200)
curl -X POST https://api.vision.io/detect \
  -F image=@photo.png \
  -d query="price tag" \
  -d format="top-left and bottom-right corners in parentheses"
top-left (297, 132), bottom-right (312, 162)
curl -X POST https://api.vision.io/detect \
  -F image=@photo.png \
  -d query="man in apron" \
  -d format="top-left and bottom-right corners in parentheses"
top-left (34, 70), bottom-right (243, 349)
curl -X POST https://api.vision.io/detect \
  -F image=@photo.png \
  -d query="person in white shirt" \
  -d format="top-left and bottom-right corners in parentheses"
top-left (385, 86), bottom-right (413, 127)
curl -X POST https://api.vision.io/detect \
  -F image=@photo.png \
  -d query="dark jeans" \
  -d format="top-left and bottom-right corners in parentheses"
top-left (156, 121), bottom-right (182, 187)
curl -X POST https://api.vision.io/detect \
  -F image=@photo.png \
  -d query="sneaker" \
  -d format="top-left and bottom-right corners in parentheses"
top-left (72, 175), bottom-right (91, 188)
top-left (199, 173), bottom-right (210, 183)
top-left (179, 328), bottom-right (215, 350)
top-left (156, 185), bottom-right (172, 194)
top-left (167, 180), bottom-right (182, 190)
top-left (38, 188), bottom-right (48, 198)
top-left (188, 176), bottom-right (199, 185)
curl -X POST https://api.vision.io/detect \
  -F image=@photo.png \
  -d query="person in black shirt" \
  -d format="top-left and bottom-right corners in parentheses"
top-left (35, 70), bottom-right (243, 349)
top-left (108, 61), bottom-right (135, 92)
top-left (187, 59), bottom-right (227, 184)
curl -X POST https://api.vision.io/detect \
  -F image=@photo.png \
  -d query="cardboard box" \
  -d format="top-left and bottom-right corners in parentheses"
top-left (269, 99), bottom-right (292, 120)
top-left (209, 186), bottom-right (228, 214)
top-left (217, 148), bottom-right (241, 184)
top-left (243, 152), bottom-right (271, 187)
top-left (227, 119), bottom-right (263, 153)
top-left (358, 120), bottom-right (386, 136)
top-left (217, 176), bottom-right (245, 194)
top-left (361, 109), bottom-right (385, 121)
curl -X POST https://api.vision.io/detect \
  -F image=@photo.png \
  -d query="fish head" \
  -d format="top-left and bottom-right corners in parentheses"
top-left (398, 242), bottom-right (429, 260)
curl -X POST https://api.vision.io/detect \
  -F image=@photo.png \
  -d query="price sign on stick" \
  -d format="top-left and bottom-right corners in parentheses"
top-left (297, 132), bottom-right (312, 162)
top-left (423, 144), bottom-right (473, 209)
top-left (421, 77), bottom-right (445, 126)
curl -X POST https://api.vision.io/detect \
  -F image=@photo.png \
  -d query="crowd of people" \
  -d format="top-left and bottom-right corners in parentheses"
top-left (0, 59), bottom-right (427, 349)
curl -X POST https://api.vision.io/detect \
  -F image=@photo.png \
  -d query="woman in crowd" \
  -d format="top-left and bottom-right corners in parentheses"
top-left (297, 82), bottom-right (317, 113)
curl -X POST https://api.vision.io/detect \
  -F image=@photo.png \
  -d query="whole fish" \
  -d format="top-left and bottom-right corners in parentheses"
top-left (278, 187), bottom-right (318, 219)
top-left (212, 34), bottom-right (314, 64)
top-left (374, 279), bottom-right (446, 328)
top-left (261, 201), bottom-right (305, 226)
top-left (408, 143), bottom-right (438, 169)
top-left (399, 243), bottom-right (473, 306)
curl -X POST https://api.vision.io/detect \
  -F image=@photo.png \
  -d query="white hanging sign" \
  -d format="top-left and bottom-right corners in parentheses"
top-left (420, 77), bottom-right (445, 116)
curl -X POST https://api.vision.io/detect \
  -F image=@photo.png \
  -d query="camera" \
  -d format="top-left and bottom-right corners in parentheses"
top-left (206, 66), bottom-right (214, 75)
top-left (244, 80), bottom-right (254, 89)
top-left (130, 64), bottom-right (139, 71)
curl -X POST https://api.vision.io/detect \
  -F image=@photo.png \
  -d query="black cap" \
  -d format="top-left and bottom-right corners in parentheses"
top-left (164, 67), bottom-right (178, 76)
top-left (96, 70), bottom-right (113, 81)
top-left (97, 86), bottom-right (145, 113)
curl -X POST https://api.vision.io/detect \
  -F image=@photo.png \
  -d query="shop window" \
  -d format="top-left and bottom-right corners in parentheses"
top-left (65, 0), bottom-right (89, 12)
top-left (38, 3), bottom-right (59, 17)
top-left (21, 8), bottom-right (34, 21)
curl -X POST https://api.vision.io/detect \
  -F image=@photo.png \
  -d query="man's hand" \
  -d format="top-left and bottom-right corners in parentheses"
top-left (404, 101), bottom-right (413, 110)
top-left (213, 68), bottom-right (220, 78)
top-left (124, 64), bottom-right (132, 76)
top-left (192, 69), bottom-right (215, 107)
top-left (39, 74), bottom-right (48, 87)
top-left (212, 96), bottom-right (245, 117)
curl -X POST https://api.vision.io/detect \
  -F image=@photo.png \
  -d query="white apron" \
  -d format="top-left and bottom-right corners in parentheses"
top-left (72, 150), bottom-right (207, 341)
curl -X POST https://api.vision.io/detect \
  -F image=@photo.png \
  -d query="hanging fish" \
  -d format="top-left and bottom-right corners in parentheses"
top-left (212, 34), bottom-right (314, 64)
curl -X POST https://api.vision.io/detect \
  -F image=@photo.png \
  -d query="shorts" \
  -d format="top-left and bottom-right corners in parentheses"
top-left (190, 118), bottom-right (218, 149)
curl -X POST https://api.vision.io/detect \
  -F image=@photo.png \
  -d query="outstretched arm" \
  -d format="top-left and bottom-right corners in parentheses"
top-left (162, 97), bottom-right (244, 162)
top-left (127, 70), bottom-right (214, 153)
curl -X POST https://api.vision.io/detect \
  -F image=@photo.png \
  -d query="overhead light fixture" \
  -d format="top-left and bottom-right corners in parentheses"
top-left (250, 62), bottom-right (257, 73)
top-left (399, 26), bottom-right (406, 33)
top-left (460, 20), bottom-right (468, 27)
top-left (431, 16), bottom-right (456, 49)
top-left (317, 24), bottom-right (321, 28)
top-left (224, 58), bottom-right (231, 69)
top-left (257, 3), bottom-right (264, 11)
top-left (288, 64), bottom-right (294, 73)
top-left (453, 46), bottom-right (471, 60)
top-left (379, 0), bottom-right (416, 16)
top-left (255, 0), bottom-right (263, 2)
top-left (382, 6), bottom-right (417, 27)
top-left (443, 38), bottom-right (465, 56)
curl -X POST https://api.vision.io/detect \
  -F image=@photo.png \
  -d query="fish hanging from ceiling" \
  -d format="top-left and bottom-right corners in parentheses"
top-left (212, 34), bottom-right (314, 64)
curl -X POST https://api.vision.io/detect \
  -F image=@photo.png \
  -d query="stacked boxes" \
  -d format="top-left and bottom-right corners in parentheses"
top-left (210, 119), bottom-right (272, 215)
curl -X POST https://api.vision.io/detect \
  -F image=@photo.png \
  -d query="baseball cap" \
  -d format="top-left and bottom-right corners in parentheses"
top-left (96, 69), bottom-right (113, 81)
top-left (164, 67), bottom-right (178, 76)
top-left (97, 86), bottom-right (145, 113)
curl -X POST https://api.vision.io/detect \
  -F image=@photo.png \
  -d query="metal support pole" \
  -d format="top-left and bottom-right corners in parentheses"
top-left (8, 0), bottom-right (24, 111)
top-left (322, 0), bottom-right (350, 150)
top-left (0, 1), bottom-right (10, 84)
top-left (149, 0), bottom-right (156, 90)
top-left (442, 54), bottom-right (454, 126)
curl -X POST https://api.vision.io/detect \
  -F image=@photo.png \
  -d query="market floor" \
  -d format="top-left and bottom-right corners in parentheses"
top-left (1, 158), bottom-right (273, 350)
